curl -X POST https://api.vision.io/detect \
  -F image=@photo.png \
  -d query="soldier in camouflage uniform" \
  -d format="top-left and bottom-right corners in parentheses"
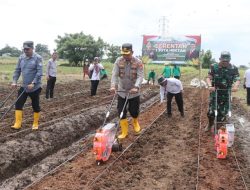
top-left (205, 51), bottom-right (240, 132)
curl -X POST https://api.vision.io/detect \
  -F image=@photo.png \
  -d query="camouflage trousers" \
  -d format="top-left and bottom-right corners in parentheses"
top-left (207, 90), bottom-right (230, 122)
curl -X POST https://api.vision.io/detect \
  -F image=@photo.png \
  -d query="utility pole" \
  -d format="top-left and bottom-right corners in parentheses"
top-left (199, 48), bottom-right (204, 89)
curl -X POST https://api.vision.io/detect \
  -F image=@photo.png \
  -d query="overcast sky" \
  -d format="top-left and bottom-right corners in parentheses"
top-left (0, 0), bottom-right (250, 66)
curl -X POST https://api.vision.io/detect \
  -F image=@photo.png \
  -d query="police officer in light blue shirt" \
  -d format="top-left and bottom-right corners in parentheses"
top-left (11, 41), bottom-right (43, 130)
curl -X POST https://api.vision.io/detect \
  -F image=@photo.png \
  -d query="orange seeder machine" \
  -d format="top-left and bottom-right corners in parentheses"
top-left (93, 93), bottom-right (129, 165)
top-left (93, 123), bottom-right (122, 165)
top-left (215, 127), bottom-right (228, 159)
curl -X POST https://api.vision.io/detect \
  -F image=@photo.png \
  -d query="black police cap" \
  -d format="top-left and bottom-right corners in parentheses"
top-left (121, 43), bottom-right (133, 55)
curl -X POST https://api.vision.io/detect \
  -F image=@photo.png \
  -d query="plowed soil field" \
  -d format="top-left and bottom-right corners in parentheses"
top-left (0, 80), bottom-right (249, 190)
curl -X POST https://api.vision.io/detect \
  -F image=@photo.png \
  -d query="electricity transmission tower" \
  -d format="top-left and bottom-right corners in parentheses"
top-left (158, 16), bottom-right (170, 38)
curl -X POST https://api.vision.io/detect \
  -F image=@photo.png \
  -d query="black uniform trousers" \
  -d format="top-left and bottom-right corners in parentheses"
top-left (46, 76), bottom-right (56, 99)
top-left (15, 87), bottom-right (41, 112)
top-left (167, 92), bottom-right (184, 115)
top-left (90, 80), bottom-right (99, 96)
top-left (247, 88), bottom-right (250, 105)
top-left (117, 95), bottom-right (140, 119)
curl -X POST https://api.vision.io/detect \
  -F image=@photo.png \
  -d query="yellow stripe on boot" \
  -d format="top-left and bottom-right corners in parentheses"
top-left (118, 119), bottom-right (128, 139)
top-left (32, 112), bottom-right (40, 130)
top-left (132, 117), bottom-right (141, 133)
top-left (11, 110), bottom-right (23, 130)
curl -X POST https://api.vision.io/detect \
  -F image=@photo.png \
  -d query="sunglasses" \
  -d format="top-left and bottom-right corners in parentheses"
top-left (24, 48), bottom-right (31, 51)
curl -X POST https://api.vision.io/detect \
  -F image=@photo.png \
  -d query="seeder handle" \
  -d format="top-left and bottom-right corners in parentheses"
top-left (214, 88), bottom-right (232, 135)
top-left (214, 89), bottom-right (218, 135)
top-left (0, 87), bottom-right (26, 121)
top-left (102, 93), bottom-right (117, 127)
top-left (106, 112), bottom-right (110, 118)
top-left (119, 93), bottom-right (130, 119)
top-left (0, 88), bottom-right (16, 109)
top-left (228, 89), bottom-right (232, 118)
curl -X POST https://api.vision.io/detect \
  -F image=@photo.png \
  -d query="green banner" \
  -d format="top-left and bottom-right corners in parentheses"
top-left (142, 35), bottom-right (201, 64)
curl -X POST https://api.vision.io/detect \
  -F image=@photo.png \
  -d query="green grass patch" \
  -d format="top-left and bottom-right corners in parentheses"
top-left (0, 58), bottom-right (248, 105)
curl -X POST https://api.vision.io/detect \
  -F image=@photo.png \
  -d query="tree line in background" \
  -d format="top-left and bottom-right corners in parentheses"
top-left (55, 32), bottom-right (120, 66)
top-left (0, 31), bottom-right (248, 69)
top-left (200, 50), bottom-right (216, 68)
top-left (0, 32), bottom-right (120, 66)
top-left (0, 44), bottom-right (51, 59)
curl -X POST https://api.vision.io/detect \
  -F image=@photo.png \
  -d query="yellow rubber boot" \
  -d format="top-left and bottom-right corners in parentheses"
top-left (32, 112), bottom-right (40, 130)
top-left (132, 117), bottom-right (141, 133)
top-left (11, 110), bottom-right (23, 129)
top-left (118, 119), bottom-right (128, 139)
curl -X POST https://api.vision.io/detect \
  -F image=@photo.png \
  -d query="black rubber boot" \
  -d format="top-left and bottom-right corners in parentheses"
top-left (205, 117), bottom-right (214, 132)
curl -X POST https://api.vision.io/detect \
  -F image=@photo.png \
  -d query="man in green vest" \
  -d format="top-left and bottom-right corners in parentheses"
top-left (205, 51), bottom-right (240, 132)
top-left (172, 64), bottom-right (181, 79)
top-left (162, 63), bottom-right (171, 78)
top-left (147, 69), bottom-right (156, 85)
